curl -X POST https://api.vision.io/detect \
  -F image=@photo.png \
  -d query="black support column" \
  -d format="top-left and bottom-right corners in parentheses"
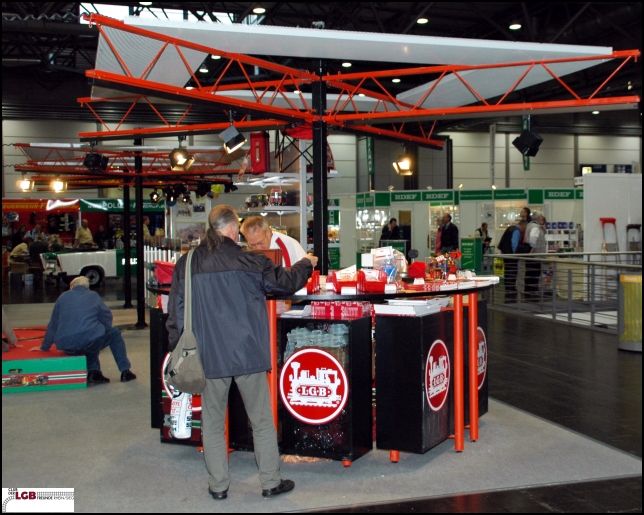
top-left (134, 138), bottom-right (147, 328)
top-left (122, 180), bottom-right (133, 309)
top-left (312, 59), bottom-right (329, 274)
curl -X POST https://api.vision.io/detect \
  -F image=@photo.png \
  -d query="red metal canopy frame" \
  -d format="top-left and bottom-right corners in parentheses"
top-left (76, 14), bottom-right (640, 147)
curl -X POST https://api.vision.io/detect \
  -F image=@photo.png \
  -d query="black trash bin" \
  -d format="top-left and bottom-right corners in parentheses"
top-left (277, 316), bottom-right (372, 465)
top-left (375, 310), bottom-right (453, 454)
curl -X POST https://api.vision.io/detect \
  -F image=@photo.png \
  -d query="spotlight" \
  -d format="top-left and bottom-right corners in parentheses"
top-left (18, 177), bottom-right (34, 192)
top-left (149, 189), bottom-right (162, 203)
top-left (196, 181), bottom-right (213, 198)
top-left (83, 152), bottom-right (108, 172)
top-left (51, 179), bottom-right (66, 192)
top-left (163, 186), bottom-right (176, 204)
top-left (181, 190), bottom-right (192, 204)
top-left (169, 136), bottom-right (195, 171)
top-left (512, 129), bottom-right (543, 157)
top-left (253, 6), bottom-right (266, 14)
top-left (224, 182), bottom-right (238, 193)
top-left (219, 125), bottom-right (247, 154)
top-left (509, 22), bottom-right (522, 30)
top-left (393, 155), bottom-right (413, 176)
top-left (417, 17), bottom-right (429, 24)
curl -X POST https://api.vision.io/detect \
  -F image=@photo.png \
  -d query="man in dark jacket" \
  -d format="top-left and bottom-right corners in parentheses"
top-left (167, 205), bottom-right (317, 501)
top-left (439, 214), bottom-right (459, 253)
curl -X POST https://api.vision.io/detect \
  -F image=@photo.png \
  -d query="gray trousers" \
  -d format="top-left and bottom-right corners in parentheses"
top-left (201, 372), bottom-right (281, 492)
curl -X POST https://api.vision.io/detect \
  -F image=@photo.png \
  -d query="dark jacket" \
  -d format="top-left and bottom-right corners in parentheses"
top-left (29, 241), bottom-right (49, 264)
top-left (166, 238), bottom-right (313, 379)
top-left (440, 222), bottom-right (459, 249)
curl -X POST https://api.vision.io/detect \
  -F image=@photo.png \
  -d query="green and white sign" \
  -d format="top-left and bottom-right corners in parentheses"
top-left (575, 189), bottom-right (584, 200)
top-left (391, 191), bottom-right (422, 202)
top-left (356, 194), bottom-right (365, 209)
top-left (81, 199), bottom-right (164, 213)
top-left (329, 247), bottom-right (341, 270)
top-left (459, 190), bottom-right (494, 201)
top-left (544, 189), bottom-right (575, 200)
top-left (422, 190), bottom-right (454, 202)
top-left (493, 189), bottom-right (527, 200)
top-left (460, 238), bottom-right (482, 274)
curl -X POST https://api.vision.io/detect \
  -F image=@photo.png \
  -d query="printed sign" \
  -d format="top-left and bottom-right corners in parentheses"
top-left (477, 327), bottom-right (487, 390)
top-left (425, 340), bottom-right (450, 412)
top-left (280, 348), bottom-right (348, 424)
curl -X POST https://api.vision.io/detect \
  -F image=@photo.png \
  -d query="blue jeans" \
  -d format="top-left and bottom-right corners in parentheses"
top-left (65, 327), bottom-right (131, 373)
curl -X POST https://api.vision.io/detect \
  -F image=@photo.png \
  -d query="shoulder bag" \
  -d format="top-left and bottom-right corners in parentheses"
top-left (164, 249), bottom-right (206, 394)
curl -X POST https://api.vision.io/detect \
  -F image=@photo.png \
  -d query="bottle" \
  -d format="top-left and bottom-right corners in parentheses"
top-left (169, 391), bottom-right (193, 439)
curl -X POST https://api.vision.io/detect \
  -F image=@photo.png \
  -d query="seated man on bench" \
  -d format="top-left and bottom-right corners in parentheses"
top-left (31, 276), bottom-right (137, 385)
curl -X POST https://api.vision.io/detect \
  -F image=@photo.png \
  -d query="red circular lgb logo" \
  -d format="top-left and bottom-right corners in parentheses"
top-left (425, 340), bottom-right (450, 412)
top-left (477, 327), bottom-right (487, 390)
top-left (280, 348), bottom-right (348, 425)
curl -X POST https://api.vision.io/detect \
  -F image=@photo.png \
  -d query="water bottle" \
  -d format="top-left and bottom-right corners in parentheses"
top-left (169, 391), bottom-right (193, 439)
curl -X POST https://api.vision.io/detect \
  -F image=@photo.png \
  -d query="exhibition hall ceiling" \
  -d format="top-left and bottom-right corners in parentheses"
top-left (2, 2), bottom-right (642, 134)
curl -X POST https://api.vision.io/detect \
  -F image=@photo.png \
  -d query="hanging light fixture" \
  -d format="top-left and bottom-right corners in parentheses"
top-left (196, 181), bottom-right (214, 199)
top-left (83, 142), bottom-right (108, 173)
top-left (393, 144), bottom-right (413, 176)
top-left (163, 186), bottom-right (176, 204)
top-left (51, 179), bottom-right (66, 192)
top-left (18, 175), bottom-right (34, 191)
top-left (169, 136), bottom-right (195, 171)
top-left (219, 112), bottom-right (247, 154)
top-left (149, 189), bottom-right (162, 203)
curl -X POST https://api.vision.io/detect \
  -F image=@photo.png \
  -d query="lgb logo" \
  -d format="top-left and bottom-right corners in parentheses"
top-left (425, 339), bottom-right (450, 412)
top-left (15, 491), bottom-right (37, 499)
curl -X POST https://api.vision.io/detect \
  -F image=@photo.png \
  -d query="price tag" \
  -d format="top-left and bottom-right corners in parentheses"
top-left (413, 278), bottom-right (425, 285)
top-left (341, 287), bottom-right (357, 295)
top-left (384, 284), bottom-right (397, 294)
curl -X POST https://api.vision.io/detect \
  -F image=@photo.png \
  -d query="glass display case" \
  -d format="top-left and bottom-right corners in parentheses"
top-left (355, 192), bottom-right (391, 256)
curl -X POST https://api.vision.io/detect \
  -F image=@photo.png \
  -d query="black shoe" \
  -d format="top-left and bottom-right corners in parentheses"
top-left (120, 370), bottom-right (137, 382)
top-left (208, 488), bottom-right (228, 500)
top-left (262, 479), bottom-right (295, 498)
top-left (87, 371), bottom-right (110, 385)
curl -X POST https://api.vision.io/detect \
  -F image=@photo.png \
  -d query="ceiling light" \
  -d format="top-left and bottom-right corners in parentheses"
top-left (18, 177), bottom-right (34, 192)
top-left (181, 190), bottom-right (192, 204)
top-left (219, 124), bottom-right (247, 154)
top-left (185, 86), bottom-right (194, 90)
top-left (426, 186), bottom-right (433, 190)
top-left (196, 181), bottom-right (213, 198)
top-left (417, 18), bottom-right (429, 24)
top-left (169, 136), bottom-right (195, 171)
top-left (358, 93), bottom-right (365, 97)
top-left (388, 185), bottom-right (394, 192)
top-left (139, 2), bottom-right (153, 5)
top-left (224, 182), bottom-right (239, 193)
top-left (199, 65), bottom-right (209, 73)
top-left (627, 81), bottom-right (633, 90)
top-left (83, 152), bottom-right (108, 173)
top-left (592, 110), bottom-right (600, 115)
top-left (492, 184), bottom-right (497, 190)
top-left (253, 6), bottom-right (266, 14)
top-left (392, 78), bottom-right (401, 83)
top-left (458, 184), bottom-right (464, 189)
top-left (149, 189), bottom-right (162, 203)
top-left (509, 23), bottom-right (522, 30)
top-left (51, 179), bottom-right (66, 192)
top-left (163, 186), bottom-right (176, 204)
top-left (393, 155), bottom-right (413, 176)
top-left (342, 62), bottom-right (352, 68)
top-left (211, 55), bottom-right (221, 60)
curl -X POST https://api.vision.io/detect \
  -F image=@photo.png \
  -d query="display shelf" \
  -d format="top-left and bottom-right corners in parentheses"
top-left (546, 228), bottom-right (580, 252)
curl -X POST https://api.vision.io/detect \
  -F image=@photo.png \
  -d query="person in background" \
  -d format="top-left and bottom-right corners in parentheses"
top-left (31, 276), bottom-right (137, 385)
top-left (29, 233), bottom-right (49, 264)
top-left (475, 222), bottom-right (492, 254)
top-left (439, 213), bottom-right (459, 253)
top-left (48, 234), bottom-right (64, 252)
top-left (524, 212), bottom-right (547, 301)
top-left (9, 236), bottom-right (33, 265)
top-left (520, 206), bottom-right (532, 224)
top-left (2, 307), bottom-right (20, 352)
top-left (47, 214), bottom-right (60, 235)
top-left (240, 215), bottom-right (308, 267)
top-left (497, 219), bottom-right (525, 303)
top-left (10, 224), bottom-right (27, 250)
top-left (380, 218), bottom-right (401, 243)
top-left (26, 222), bottom-right (47, 242)
top-left (142, 216), bottom-right (152, 244)
top-left (94, 224), bottom-right (111, 250)
top-left (74, 219), bottom-right (94, 249)
top-left (167, 205), bottom-right (317, 500)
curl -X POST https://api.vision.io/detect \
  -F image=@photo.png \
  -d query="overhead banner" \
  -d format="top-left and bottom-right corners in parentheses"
top-left (1, 199), bottom-right (80, 212)
top-left (80, 199), bottom-right (165, 213)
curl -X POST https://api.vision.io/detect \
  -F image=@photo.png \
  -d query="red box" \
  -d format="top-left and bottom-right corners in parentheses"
top-left (326, 271), bottom-right (358, 291)
top-left (310, 301), bottom-right (371, 319)
top-left (357, 269), bottom-right (388, 293)
top-left (306, 270), bottom-right (320, 293)
top-left (154, 261), bottom-right (175, 284)
top-left (250, 131), bottom-right (270, 174)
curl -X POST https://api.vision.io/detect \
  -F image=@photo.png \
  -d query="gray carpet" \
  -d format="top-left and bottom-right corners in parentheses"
top-left (2, 304), bottom-right (641, 513)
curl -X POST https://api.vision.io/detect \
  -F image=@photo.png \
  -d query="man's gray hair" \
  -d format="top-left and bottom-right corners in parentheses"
top-left (70, 276), bottom-right (90, 289)
top-left (206, 205), bottom-right (238, 252)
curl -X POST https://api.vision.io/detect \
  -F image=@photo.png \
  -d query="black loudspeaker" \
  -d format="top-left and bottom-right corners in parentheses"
top-left (512, 130), bottom-right (543, 157)
top-left (83, 153), bottom-right (108, 172)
